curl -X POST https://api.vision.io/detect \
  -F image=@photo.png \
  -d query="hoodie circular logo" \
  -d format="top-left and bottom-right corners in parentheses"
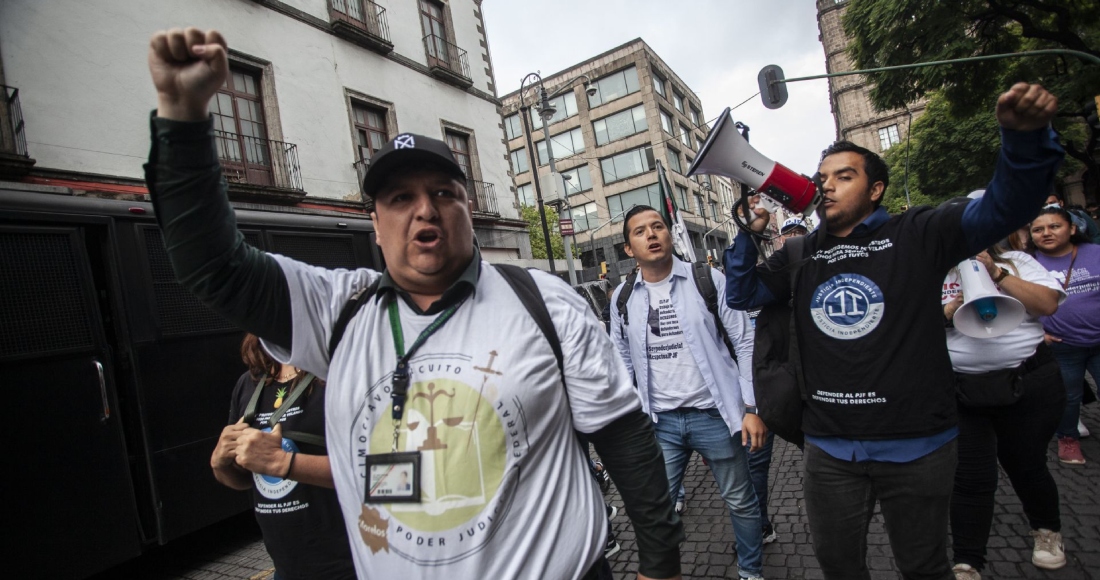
top-left (810, 273), bottom-right (884, 339)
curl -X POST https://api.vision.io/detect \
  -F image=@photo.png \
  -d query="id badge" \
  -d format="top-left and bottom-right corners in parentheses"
top-left (364, 451), bottom-right (421, 503)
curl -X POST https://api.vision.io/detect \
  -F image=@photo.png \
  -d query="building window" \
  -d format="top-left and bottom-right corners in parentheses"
top-left (675, 184), bottom-right (689, 212)
top-left (510, 148), bottom-right (530, 174)
top-left (685, 156), bottom-right (695, 179)
top-left (593, 104), bottom-right (648, 146)
top-left (680, 124), bottom-right (692, 148)
top-left (666, 147), bottom-right (682, 174)
top-left (516, 183), bottom-right (535, 207)
top-left (212, 67), bottom-right (271, 183)
top-left (536, 127), bottom-right (585, 165)
top-left (608, 183), bottom-right (662, 223)
top-left (694, 193), bottom-right (705, 215)
top-left (600, 146), bottom-right (656, 184)
top-left (696, 135), bottom-right (705, 151)
top-left (614, 242), bottom-right (631, 262)
top-left (659, 109), bottom-right (674, 134)
top-left (587, 66), bottom-right (640, 107)
top-left (878, 124), bottom-right (901, 150)
top-left (504, 114), bottom-right (523, 140)
top-left (673, 92), bottom-right (684, 113)
top-left (581, 247), bottom-right (607, 269)
top-left (531, 92), bottom-right (579, 129)
top-left (445, 130), bottom-right (472, 177)
top-left (561, 165), bottom-right (593, 196)
top-left (566, 201), bottom-right (598, 232)
top-left (652, 72), bottom-right (666, 98)
top-left (351, 102), bottom-right (387, 163)
top-left (710, 200), bottom-right (719, 220)
top-left (690, 107), bottom-right (701, 126)
top-left (420, 0), bottom-right (451, 66)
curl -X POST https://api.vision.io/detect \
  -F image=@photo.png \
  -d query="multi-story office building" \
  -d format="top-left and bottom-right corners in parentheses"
top-left (499, 38), bottom-right (741, 282)
top-left (817, 0), bottom-right (926, 155)
top-left (0, 0), bottom-right (530, 260)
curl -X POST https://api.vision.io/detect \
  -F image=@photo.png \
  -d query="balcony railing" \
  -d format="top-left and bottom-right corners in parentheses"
top-left (354, 156), bottom-right (370, 197)
top-left (466, 179), bottom-right (499, 215)
top-left (214, 131), bottom-right (303, 191)
top-left (329, 0), bottom-right (393, 53)
top-left (423, 34), bottom-right (471, 88)
top-left (1, 85), bottom-right (28, 157)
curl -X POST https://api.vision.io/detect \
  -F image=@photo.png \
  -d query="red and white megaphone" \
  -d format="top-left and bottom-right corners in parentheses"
top-left (687, 107), bottom-right (821, 217)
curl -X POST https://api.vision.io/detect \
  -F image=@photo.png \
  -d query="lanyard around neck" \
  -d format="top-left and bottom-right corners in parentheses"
top-left (387, 295), bottom-right (467, 423)
top-left (1060, 245), bottom-right (1079, 290)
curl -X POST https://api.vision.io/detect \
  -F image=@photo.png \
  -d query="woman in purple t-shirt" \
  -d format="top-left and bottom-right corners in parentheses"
top-left (1031, 206), bottom-right (1100, 465)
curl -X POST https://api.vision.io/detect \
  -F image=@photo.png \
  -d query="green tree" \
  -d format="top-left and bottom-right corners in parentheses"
top-left (521, 205), bottom-right (567, 260)
top-left (843, 0), bottom-right (1098, 178)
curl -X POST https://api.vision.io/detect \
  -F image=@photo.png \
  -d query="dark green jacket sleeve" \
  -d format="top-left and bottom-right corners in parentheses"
top-left (143, 113), bottom-right (293, 349)
top-left (587, 409), bottom-right (684, 578)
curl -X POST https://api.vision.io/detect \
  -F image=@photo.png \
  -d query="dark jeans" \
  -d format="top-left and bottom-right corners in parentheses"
top-left (747, 430), bottom-right (775, 529)
top-left (804, 439), bottom-right (957, 580)
top-left (580, 556), bottom-right (613, 580)
top-left (951, 358), bottom-right (1064, 571)
top-left (1050, 341), bottom-right (1100, 438)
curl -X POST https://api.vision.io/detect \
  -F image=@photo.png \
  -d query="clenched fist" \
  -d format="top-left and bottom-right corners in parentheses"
top-left (148, 27), bottom-right (228, 121)
top-left (996, 83), bottom-right (1057, 133)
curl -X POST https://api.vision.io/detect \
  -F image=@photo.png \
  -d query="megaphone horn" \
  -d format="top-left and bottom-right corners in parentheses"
top-left (687, 107), bottom-right (821, 216)
top-left (953, 259), bottom-right (1026, 339)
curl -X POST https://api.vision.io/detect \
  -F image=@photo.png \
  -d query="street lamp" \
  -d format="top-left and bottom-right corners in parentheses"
top-left (517, 71), bottom-right (596, 285)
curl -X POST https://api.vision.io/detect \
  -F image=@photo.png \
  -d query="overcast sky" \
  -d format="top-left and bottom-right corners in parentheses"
top-left (483, 0), bottom-right (837, 176)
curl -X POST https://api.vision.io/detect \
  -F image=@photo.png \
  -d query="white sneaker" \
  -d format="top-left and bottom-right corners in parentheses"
top-left (674, 500), bottom-right (684, 514)
top-left (1080, 419), bottom-right (1091, 438)
top-left (1030, 528), bottom-right (1066, 570)
top-left (952, 563), bottom-right (981, 580)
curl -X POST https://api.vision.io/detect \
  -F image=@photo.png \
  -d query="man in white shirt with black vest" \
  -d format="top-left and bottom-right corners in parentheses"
top-left (611, 205), bottom-right (766, 580)
top-left (143, 28), bottom-right (683, 580)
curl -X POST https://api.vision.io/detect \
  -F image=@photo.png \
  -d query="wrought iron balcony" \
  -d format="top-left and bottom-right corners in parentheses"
top-left (329, 0), bottom-right (393, 54)
top-left (466, 179), bottom-right (499, 215)
top-left (214, 131), bottom-right (304, 192)
top-left (423, 34), bottom-right (472, 88)
top-left (354, 156), bottom-right (370, 197)
top-left (1, 86), bottom-right (28, 157)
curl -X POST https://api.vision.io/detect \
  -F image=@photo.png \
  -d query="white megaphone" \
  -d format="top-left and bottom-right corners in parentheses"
top-left (953, 259), bottom-right (1026, 339)
top-left (687, 107), bottom-right (822, 216)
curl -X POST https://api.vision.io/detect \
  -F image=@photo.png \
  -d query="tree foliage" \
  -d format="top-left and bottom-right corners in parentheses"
top-left (521, 204), bottom-right (567, 260)
top-left (843, 0), bottom-right (1098, 208)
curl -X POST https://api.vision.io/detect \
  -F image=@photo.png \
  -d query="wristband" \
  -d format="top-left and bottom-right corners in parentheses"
top-left (283, 452), bottom-right (296, 479)
top-left (992, 267), bottom-right (1010, 283)
top-left (745, 406), bottom-right (758, 415)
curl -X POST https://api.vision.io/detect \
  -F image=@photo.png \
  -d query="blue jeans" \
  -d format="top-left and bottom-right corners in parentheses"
top-left (747, 430), bottom-right (775, 529)
top-left (655, 408), bottom-right (762, 578)
top-left (1050, 341), bottom-right (1100, 438)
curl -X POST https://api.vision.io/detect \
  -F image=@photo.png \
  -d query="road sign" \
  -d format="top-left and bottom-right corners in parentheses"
top-left (559, 218), bottom-right (574, 236)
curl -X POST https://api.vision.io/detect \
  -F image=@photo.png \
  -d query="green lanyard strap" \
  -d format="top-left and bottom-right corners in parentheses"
top-left (387, 296), bottom-right (467, 423)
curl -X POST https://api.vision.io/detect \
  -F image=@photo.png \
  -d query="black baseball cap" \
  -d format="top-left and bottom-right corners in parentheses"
top-left (361, 133), bottom-right (467, 197)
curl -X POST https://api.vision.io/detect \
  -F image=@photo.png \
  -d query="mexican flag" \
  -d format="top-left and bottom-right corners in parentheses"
top-left (656, 161), bottom-right (697, 262)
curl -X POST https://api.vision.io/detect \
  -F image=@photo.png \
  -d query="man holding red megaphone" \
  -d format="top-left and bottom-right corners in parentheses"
top-left (722, 83), bottom-right (1062, 580)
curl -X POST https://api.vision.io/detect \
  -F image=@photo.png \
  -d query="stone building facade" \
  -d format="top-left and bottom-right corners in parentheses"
top-left (498, 38), bottom-right (741, 283)
top-left (0, 0), bottom-right (531, 260)
top-left (817, 0), bottom-right (926, 155)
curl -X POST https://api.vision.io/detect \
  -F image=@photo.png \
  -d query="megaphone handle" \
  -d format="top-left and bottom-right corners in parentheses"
top-left (731, 192), bottom-right (776, 242)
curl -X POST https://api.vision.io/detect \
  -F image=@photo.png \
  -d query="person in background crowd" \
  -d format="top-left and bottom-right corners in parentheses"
top-left (725, 83), bottom-right (1062, 580)
top-left (942, 236), bottom-right (1067, 579)
top-left (1044, 191), bottom-right (1100, 244)
top-left (212, 334), bottom-right (356, 580)
top-left (1030, 205), bottom-right (1100, 465)
top-left (780, 217), bottom-right (809, 238)
top-left (612, 205), bottom-right (765, 580)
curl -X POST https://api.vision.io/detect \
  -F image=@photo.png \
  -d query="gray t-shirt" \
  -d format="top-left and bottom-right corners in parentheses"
top-left (262, 257), bottom-right (642, 579)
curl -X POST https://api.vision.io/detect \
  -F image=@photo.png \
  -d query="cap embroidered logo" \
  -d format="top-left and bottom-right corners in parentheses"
top-left (394, 134), bottom-right (416, 149)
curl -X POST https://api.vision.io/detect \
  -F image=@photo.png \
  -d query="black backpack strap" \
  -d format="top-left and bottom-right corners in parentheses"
top-left (691, 261), bottom-right (737, 361)
top-left (493, 264), bottom-right (565, 382)
top-left (282, 431), bottom-right (327, 449)
top-left (783, 236), bottom-right (810, 398)
top-left (328, 278), bottom-right (382, 360)
top-left (241, 374), bottom-right (268, 424)
top-left (615, 270), bottom-right (638, 339)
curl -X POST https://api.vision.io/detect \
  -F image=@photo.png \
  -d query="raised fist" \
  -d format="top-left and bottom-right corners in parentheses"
top-left (996, 83), bottom-right (1057, 133)
top-left (148, 28), bottom-right (228, 122)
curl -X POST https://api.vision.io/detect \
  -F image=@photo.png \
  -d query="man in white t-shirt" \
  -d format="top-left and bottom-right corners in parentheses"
top-left (611, 206), bottom-right (767, 580)
top-left (143, 28), bottom-right (683, 580)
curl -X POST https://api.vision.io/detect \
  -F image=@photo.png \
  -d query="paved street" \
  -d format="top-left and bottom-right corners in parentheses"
top-left (93, 404), bottom-right (1100, 580)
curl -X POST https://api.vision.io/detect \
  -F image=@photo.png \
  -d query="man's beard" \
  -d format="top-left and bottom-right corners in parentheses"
top-left (825, 192), bottom-right (875, 234)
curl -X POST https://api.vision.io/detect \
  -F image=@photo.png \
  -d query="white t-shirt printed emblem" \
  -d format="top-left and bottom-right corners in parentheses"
top-left (644, 274), bottom-right (711, 412)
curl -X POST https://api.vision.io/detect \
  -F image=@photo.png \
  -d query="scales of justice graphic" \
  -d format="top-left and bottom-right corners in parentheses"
top-left (391, 351), bottom-right (504, 517)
